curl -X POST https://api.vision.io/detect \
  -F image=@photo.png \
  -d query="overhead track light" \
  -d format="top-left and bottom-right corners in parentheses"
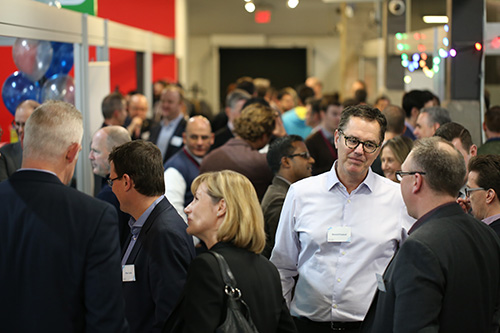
top-left (287, 0), bottom-right (299, 9)
top-left (422, 16), bottom-right (449, 24)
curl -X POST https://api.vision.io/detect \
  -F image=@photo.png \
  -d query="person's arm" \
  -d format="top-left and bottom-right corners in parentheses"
top-left (180, 254), bottom-right (225, 332)
top-left (164, 168), bottom-right (187, 221)
top-left (391, 238), bottom-right (444, 332)
top-left (85, 205), bottom-right (128, 332)
top-left (149, 224), bottom-right (194, 332)
top-left (270, 186), bottom-right (300, 305)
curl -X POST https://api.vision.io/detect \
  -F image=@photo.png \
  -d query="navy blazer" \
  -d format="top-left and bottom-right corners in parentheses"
top-left (0, 141), bottom-right (22, 182)
top-left (0, 170), bottom-right (128, 332)
top-left (149, 118), bottom-right (187, 164)
top-left (164, 242), bottom-right (297, 333)
top-left (122, 196), bottom-right (195, 333)
top-left (362, 203), bottom-right (500, 332)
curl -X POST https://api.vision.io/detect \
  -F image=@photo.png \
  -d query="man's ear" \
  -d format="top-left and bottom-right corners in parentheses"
top-left (281, 156), bottom-right (291, 168)
top-left (122, 174), bottom-right (134, 191)
top-left (66, 143), bottom-right (81, 163)
top-left (412, 172), bottom-right (424, 194)
top-left (182, 132), bottom-right (187, 145)
top-left (486, 189), bottom-right (497, 205)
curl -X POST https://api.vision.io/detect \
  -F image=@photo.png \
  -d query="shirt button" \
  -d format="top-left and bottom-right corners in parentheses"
top-left (337, 278), bottom-right (341, 282)
top-left (347, 199), bottom-right (351, 203)
top-left (333, 304), bottom-right (338, 309)
top-left (342, 251), bottom-right (346, 255)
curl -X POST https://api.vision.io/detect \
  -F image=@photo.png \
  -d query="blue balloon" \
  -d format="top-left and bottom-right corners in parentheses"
top-left (2, 71), bottom-right (41, 116)
top-left (45, 42), bottom-right (74, 78)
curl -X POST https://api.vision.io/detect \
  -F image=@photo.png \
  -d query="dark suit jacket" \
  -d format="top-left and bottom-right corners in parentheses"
top-left (122, 197), bottom-right (195, 333)
top-left (97, 182), bottom-right (131, 248)
top-left (0, 142), bottom-right (22, 182)
top-left (163, 242), bottom-right (297, 333)
top-left (261, 176), bottom-right (290, 258)
top-left (305, 130), bottom-right (337, 176)
top-left (149, 118), bottom-right (187, 164)
top-left (0, 170), bottom-right (127, 332)
top-left (490, 217), bottom-right (500, 238)
top-left (211, 125), bottom-right (234, 151)
top-left (362, 203), bottom-right (500, 333)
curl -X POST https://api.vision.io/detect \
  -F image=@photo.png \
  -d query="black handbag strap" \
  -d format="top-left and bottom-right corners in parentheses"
top-left (209, 251), bottom-right (238, 290)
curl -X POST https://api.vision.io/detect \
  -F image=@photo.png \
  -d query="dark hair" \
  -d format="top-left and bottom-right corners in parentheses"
top-left (434, 122), bottom-right (473, 151)
top-left (236, 77), bottom-right (255, 95)
top-left (421, 90), bottom-right (437, 105)
top-left (382, 105), bottom-right (405, 135)
top-left (306, 97), bottom-right (322, 116)
top-left (277, 88), bottom-right (295, 100)
top-left (108, 140), bottom-right (165, 196)
top-left (296, 85), bottom-right (315, 105)
top-left (468, 155), bottom-right (500, 203)
top-left (338, 104), bottom-right (387, 144)
top-left (320, 94), bottom-right (341, 112)
top-left (354, 89), bottom-right (367, 104)
top-left (102, 92), bottom-right (125, 119)
top-left (402, 90), bottom-right (425, 118)
top-left (242, 97), bottom-right (270, 110)
top-left (485, 106), bottom-right (500, 133)
top-left (410, 137), bottom-right (466, 197)
top-left (267, 135), bottom-right (304, 174)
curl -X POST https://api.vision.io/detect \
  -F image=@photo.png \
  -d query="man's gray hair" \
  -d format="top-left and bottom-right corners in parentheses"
top-left (102, 126), bottom-right (132, 152)
top-left (226, 89), bottom-right (251, 109)
top-left (420, 106), bottom-right (451, 126)
top-left (23, 101), bottom-right (83, 163)
top-left (410, 137), bottom-right (466, 197)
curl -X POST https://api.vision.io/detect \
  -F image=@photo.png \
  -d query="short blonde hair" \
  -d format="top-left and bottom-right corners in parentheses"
top-left (191, 170), bottom-right (266, 254)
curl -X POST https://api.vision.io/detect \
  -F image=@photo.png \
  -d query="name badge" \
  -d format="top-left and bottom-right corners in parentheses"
top-left (122, 264), bottom-right (136, 282)
top-left (171, 136), bottom-right (183, 147)
top-left (376, 273), bottom-right (386, 292)
top-left (327, 226), bottom-right (352, 242)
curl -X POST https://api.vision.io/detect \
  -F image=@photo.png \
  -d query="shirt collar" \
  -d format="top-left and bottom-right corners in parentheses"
top-left (275, 175), bottom-right (292, 185)
top-left (326, 161), bottom-right (374, 193)
top-left (184, 146), bottom-right (203, 165)
top-left (320, 127), bottom-right (334, 140)
top-left (128, 196), bottom-right (164, 235)
top-left (18, 168), bottom-right (58, 177)
top-left (483, 213), bottom-right (500, 225)
top-left (162, 113), bottom-right (184, 127)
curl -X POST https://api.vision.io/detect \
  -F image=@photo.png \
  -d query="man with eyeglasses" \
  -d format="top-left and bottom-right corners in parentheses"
top-left (271, 105), bottom-right (413, 333)
top-left (0, 99), bottom-right (39, 182)
top-left (261, 135), bottom-right (315, 258)
top-left (363, 137), bottom-right (500, 332)
top-left (108, 140), bottom-right (195, 332)
top-left (463, 154), bottom-right (500, 237)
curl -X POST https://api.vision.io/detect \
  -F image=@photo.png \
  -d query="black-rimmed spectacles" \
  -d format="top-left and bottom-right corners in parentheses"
top-left (338, 129), bottom-right (380, 154)
top-left (107, 176), bottom-right (122, 187)
top-left (395, 171), bottom-right (426, 182)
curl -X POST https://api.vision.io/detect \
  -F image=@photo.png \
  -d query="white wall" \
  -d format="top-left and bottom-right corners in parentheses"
top-left (187, 34), bottom-right (341, 113)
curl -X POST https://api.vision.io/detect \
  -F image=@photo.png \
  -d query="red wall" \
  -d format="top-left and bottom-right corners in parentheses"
top-left (0, 0), bottom-right (176, 143)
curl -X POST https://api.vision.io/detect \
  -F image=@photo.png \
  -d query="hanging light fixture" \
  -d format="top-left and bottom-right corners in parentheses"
top-left (245, 1), bottom-right (256, 13)
top-left (287, 0), bottom-right (299, 9)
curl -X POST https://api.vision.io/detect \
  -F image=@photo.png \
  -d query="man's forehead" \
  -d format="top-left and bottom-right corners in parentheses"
top-left (343, 117), bottom-right (381, 138)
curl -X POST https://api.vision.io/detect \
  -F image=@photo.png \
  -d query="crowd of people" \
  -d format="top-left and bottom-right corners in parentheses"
top-left (1, 76), bottom-right (500, 332)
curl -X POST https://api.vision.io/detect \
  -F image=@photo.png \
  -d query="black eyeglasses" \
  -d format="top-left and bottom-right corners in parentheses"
top-left (287, 151), bottom-right (311, 160)
top-left (464, 186), bottom-right (485, 197)
top-left (107, 176), bottom-right (122, 187)
top-left (395, 171), bottom-right (427, 182)
top-left (11, 120), bottom-right (25, 130)
top-left (338, 129), bottom-right (380, 154)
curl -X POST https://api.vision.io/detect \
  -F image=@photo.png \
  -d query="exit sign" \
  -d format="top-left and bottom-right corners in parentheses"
top-left (255, 10), bottom-right (271, 24)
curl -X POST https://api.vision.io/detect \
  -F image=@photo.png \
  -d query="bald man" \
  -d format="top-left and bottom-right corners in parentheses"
top-left (0, 99), bottom-right (40, 182)
top-left (164, 116), bottom-right (214, 220)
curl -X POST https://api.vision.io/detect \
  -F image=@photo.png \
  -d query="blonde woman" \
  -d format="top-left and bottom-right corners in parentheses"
top-left (164, 170), bottom-right (297, 333)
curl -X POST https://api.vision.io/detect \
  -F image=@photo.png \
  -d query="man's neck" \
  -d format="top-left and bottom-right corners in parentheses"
top-left (486, 205), bottom-right (500, 220)
top-left (335, 164), bottom-right (367, 194)
top-left (129, 195), bottom-right (162, 221)
top-left (22, 158), bottom-right (69, 185)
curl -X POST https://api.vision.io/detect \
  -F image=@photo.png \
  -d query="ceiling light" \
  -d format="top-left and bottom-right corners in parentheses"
top-left (245, 2), bottom-right (256, 13)
top-left (422, 16), bottom-right (449, 24)
top-left (287, 0), bottom-right (299, 9)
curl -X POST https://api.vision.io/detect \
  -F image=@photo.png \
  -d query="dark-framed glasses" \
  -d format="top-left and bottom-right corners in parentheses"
top-left (464, 186), bottom-right (485, 197)
top-left (338, 129), bottom-right (380, 154)
top-left (395, 171), bottom-right (427, 182)
top-left (107, 176), bottom-right (122, 187)
top-left (11, 120), bottom-right (25, 130)
top-left (287, 151), bottom-right (311, 159)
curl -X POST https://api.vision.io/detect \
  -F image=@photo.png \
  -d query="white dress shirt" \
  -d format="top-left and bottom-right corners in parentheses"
top-left (270, 163), bottom-right (414, 322)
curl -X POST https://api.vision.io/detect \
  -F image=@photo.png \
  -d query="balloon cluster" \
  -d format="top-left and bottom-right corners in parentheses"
top-left (1, 38), bottom-right (75, 116)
